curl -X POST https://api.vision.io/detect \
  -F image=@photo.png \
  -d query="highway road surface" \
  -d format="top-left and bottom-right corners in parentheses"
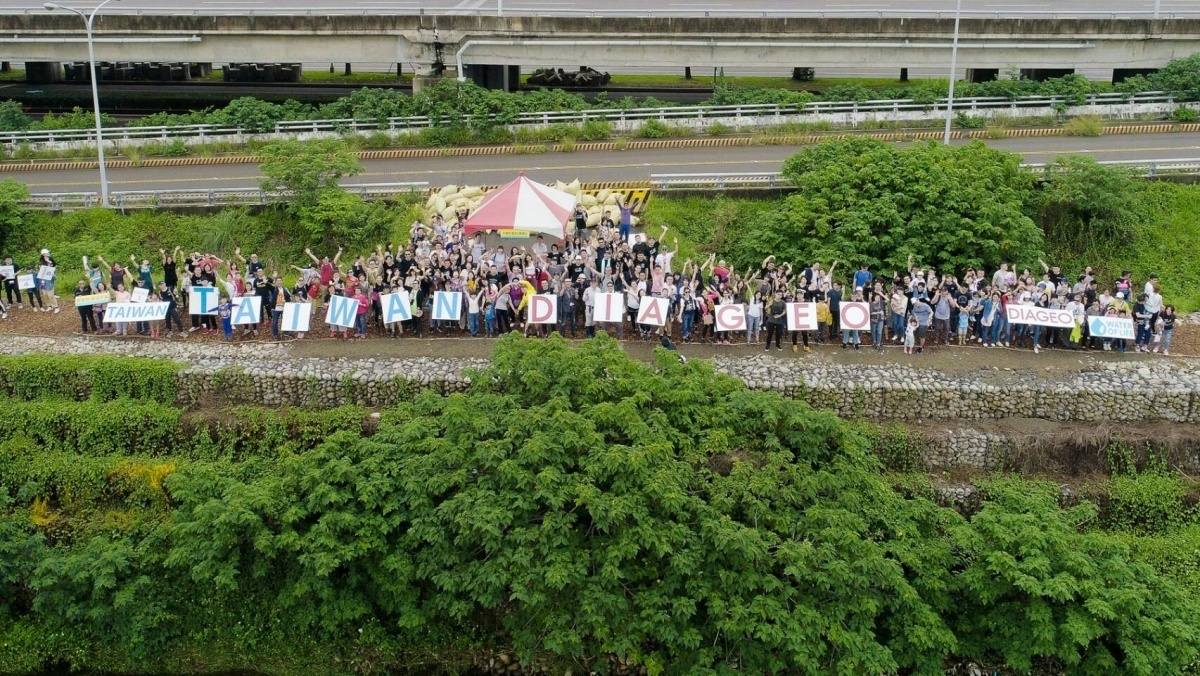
top-left (0, 0), bottom-right (1191, 17)
top-left (14, 132), bottom-right (1200, 195)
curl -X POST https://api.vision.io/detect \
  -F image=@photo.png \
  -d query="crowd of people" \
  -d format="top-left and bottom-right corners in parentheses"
top-left (0, 214), bottom-right (1179, 357)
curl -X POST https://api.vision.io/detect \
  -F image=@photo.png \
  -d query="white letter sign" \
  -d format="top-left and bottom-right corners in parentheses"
top-left (636, 297), bottom-right (668, 327)
top-left (1088, 316), bottom-right (1135, 340)
top-left (1006, 305), bottom-right (1074, 329)
top-left (528, 294), bottom-right (558, 325)
top-left (325, 294), bottom-right (359, 328)
top-left (839, 302), bottom-right (870, 331)
top-left (787, 302), bottom-right (817, 331)
top-left (381, 291), bottom-right (412, 325)
top-left (189, 286), bottom-right (217, 315)
top-left (282, 302), bottom-right (312, 332)
top-left (231, 296), bottom-right (262, 326)
top-left (714, 304), bottom-right (746, 332)
top-left (592, 292), bottom-right (624, 323)
top-left (432, 291), bottom-right (462, 321)
top-left (103, 302), bottom-right (169, 323)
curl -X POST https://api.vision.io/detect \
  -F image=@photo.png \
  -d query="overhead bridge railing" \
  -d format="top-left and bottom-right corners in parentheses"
top-left (0, 92), bottom-right (1180, 147)
top-left (21, 182), bottom-right (429, 211)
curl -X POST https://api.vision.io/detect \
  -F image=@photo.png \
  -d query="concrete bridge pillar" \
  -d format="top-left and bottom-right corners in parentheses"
top-left (1112, 68), bottom-right (1157, 84)
top-left (463, 63), bottom-right (520, 92)
top-left (1020, 68), bottom-right (1074, 82)
top-left (25, 61), bottom-right (62, 84)
top-left (966, 68), bottom-right (999, 83)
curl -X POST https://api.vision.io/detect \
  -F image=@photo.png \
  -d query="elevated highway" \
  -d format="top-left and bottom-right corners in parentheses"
top-left (0, 13), bottom-right (1196, 84)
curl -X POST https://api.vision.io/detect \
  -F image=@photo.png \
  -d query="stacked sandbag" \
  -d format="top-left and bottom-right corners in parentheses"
top-left (421, 179), bottom-right (644, 230)
top-left (424, 183), bottom-right (491, 226)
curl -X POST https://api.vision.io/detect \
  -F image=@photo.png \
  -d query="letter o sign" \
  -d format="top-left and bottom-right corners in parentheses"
top-left (840, 302), bottom-right (870, 331)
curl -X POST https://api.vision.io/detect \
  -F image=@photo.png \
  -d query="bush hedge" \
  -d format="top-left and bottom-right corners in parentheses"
top-left (0, 336), bottom-right (1196, 674)
top-left (0, 355), bottom-right (181, 403)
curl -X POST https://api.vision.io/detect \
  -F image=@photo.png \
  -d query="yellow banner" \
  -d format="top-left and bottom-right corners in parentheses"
top-left (74, 292), bottom-right (111, 307)
top-left (500, 229), bottom-right (533, 238)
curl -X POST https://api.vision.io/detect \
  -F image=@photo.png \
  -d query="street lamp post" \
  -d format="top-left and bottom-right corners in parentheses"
top-left (45, 0), bottom-right (118, 207)
top-left (942, 0), bottom-right (963, 145)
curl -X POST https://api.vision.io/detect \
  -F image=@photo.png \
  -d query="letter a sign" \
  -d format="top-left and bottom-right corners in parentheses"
top-left (636, 297), bottom-right (668, 327)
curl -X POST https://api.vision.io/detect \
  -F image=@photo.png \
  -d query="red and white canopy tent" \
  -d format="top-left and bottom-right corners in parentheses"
top-left (462, 173), bottom-right (577, 240)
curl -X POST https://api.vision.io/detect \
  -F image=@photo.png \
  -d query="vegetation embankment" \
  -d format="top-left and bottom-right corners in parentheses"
top-left (2, 134), bottom-right (1198, 310)
top-left (4, 59), bottom-right (1200, 137)
top-left (1, 341), bottom-right (1199, 674)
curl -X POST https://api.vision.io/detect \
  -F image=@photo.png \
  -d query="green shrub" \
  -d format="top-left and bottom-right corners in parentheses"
top-left (0, 99), bottom-right (31, 132)
top-left (1173, 105), bottom-right (1200, 122)
top-left (139, 139), bottom-right (189, 157)
top-left (636, 119), bottom-right (670, 138)
top-left (953, 112), bottom-right (987, 128)
top-left (0, 356), bottom-right (180, 403)
top-left (1064, 115), bottom-right (1104, 136)
top-left (1101, 473), bottom-right (1194, 535)
top-left (706, 121), bottom-right (733, 135)
top-left (579, 119), bottom-right (612, 141)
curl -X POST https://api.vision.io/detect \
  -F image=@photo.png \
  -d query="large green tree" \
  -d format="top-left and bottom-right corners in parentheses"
top-left (258, 139), bottom-right (361, 209)
top-left (732, 138), bottom-right (1044, 274)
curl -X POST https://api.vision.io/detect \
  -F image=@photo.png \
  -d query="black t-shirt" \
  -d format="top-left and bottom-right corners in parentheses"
top-left (767, 300), bottom-right (786, 324)
top-left (164, 261), bottom-right (178, 285)
top-left (158, 287), bottom-right (178, 310)
top-left (253, 277), bottom-right (272, 298)
top-left (827, 288), bottom-right (843, 311)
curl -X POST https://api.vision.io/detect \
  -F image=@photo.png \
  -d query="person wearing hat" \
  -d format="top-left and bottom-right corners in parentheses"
top-left (158, 280), bottom-right (186, 338)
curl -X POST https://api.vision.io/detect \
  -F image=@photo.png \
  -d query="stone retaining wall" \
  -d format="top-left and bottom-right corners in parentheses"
top-left (4, 336), bottom-right (1200, 422)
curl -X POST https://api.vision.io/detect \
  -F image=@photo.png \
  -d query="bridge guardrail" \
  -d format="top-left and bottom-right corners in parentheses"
top-left (22, 158), bottom-right (1198, 211)
top-left (21, 182), bottom-right (429, 211)
top-left (0, 92), bottom-right (1179, 147)
top-left (4, 8), bottom-right (1199, 18)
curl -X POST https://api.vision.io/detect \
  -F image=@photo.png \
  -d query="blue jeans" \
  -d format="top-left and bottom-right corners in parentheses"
top-left (485, 314), bottom-right (495, 336)
top-left (871, 320), bottom-right (884, 346)
top-left (681, 310), bottom-right (694, 339)
top-left (1162, 329), bottom-right (1174, 352)
top-left (842, 329), bottom-right (860, 345)
top-left (1136, 322), bottom-right (1151, 347)
top-left (272, 309), bottom-right (282, 339)
top-left (469, 312), bottom-right (480, 336)
top-left (986, 322), bottom-right (1001, 345)
top-left (1031, 324), bottom-right (1042, 348)
top-left (355, 313), bottom-right (367, 336)
top-left (890, 312), bottom-right (905, 339)
top-left (746, 314), bottom-right (761, 342)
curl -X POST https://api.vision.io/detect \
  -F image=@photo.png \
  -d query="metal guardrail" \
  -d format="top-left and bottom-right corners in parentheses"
top-left (649, 158), bottom-right (1200, 189)
top-left (23, 158), bottom-right (1198, 211)
top-left (0, 92), bottom-right (1178, 147)
top-left (21, 182), bottom-right (429, 211)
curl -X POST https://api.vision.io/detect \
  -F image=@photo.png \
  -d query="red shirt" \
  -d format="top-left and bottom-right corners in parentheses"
top-left (356, 295), bottom-right (369, 315)
top-left (320, 262), bottom-right (335, 284)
